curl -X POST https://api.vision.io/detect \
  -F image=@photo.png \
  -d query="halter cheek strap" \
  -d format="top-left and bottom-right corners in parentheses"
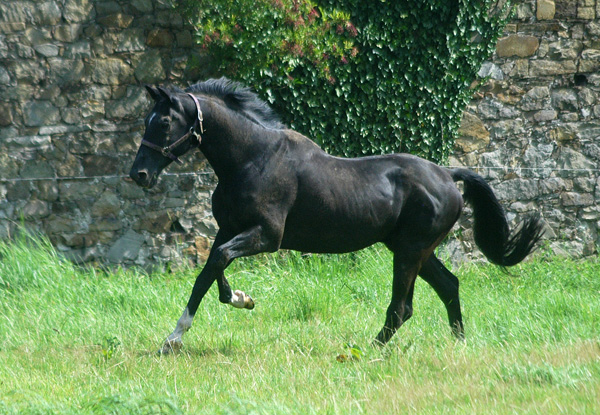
top-left (141, 93), bottom-right (204, 165)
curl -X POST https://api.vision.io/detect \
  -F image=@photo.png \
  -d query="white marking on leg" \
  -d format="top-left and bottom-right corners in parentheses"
top-left (229, 290), bottom-right (255, 309)
top-left (161, 307), bottom-right (193, 353)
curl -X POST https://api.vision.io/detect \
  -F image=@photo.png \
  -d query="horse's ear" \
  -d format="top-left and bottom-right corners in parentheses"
top-left (157, 87), bottom-right (173, 102)
top-left (145, 85), bottom-right (181, 110)
top-left (145, 85), bottom-right (162, 102)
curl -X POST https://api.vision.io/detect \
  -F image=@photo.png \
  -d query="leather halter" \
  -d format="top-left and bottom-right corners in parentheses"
top-left (141, 93), bottom-right (204, 165)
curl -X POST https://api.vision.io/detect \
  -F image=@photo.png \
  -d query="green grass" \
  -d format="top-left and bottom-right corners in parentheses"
top-left (1, 234), bottom-right (599, 414)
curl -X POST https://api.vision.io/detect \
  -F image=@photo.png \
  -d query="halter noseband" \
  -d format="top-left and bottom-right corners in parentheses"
top-left (141, 93), bottom-right (204, 165)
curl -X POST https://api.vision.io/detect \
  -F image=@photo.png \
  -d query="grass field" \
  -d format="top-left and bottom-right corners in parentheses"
top-left (0, 234), bottom-right (599, 414)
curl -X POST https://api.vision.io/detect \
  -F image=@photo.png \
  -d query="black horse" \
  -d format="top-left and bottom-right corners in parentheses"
top-left (129, 78), bottom-right (543, 354)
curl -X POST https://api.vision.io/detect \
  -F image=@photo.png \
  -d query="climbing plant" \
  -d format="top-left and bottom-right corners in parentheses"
top-left (179, 0), bottom-right (510, 162)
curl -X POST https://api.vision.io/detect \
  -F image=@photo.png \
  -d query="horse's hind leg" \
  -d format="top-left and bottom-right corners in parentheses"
top-left (375, 251), bottom-right (420, 345)
top-left (419, 254), bottom-right (464, 338)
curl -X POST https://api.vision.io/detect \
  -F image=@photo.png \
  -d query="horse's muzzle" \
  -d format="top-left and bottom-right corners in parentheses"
top-left (129, 168), bottom-right (156, 188)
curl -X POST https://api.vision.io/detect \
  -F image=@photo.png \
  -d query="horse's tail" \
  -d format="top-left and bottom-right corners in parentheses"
top-left (451, 168), bottom-right (544, 267)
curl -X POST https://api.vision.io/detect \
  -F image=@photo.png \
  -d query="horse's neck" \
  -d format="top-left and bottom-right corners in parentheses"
top-left (200, 101), bottom-right (280, 180)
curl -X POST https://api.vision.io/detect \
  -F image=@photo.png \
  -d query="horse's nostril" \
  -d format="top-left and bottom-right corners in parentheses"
top-left (137, 169), bottom-right (149, 182)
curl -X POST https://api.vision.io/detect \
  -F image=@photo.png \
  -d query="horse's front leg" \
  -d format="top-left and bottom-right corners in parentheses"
top-left (215, 270), bottom-right (255, 310)
top-left (160, 225), bottom-right (279, 354)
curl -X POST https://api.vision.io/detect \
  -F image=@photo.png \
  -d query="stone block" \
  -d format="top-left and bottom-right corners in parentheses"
top-left (477, 98), bottom-right (520, 120)
top-left (146, 29), bottom-right (174, 47)
top-left (561, 192), bottom-right (594, 207)
top-left (22, 200), bottom-right (50, 218)
top-left (65, 41), bottom-right (92, 58)
top-left (38, 124), bottom-right (90, 135)
top-left (0, 103), bottom-right (13, 126)
top-left (135, 212), bottom-right (172, 233)
top-left (588, 21), bottom-right (600, 37)
top-left (130, 0), bottom-right (154, 13)
top-left (529, 60), bottom-right (577, 76)
top-left (34, 44), bottom-right (59, 57)
top-left (106, 229), bottom-right (146, 263)
top-left (194, 235), bottom-right (212, 263)
top-left (539, 177), bottom-right (571, 195)
top-left (579, 49), bottom-right (600, 73)
top-left (82, 155), bottom-right (120, 176)
top-left (6, 181), bottom-right (31, 201)
top-left (554, 0), bottom-right (577, 20)
top-left (556, 147), bottom-right (596, 170)
top-left (176, 30), bottom-right (194, 48)
top-left (551, 89), bottom-right (578, 111)
top-left (48, 58), bottom-right (86, 85)
top-left (577, 7), bottom-right (595, 20)
top-left (90, 58), bottom-right (133, 85)
top-left (494, 179), bottom-right (540, 201)
top-left (547, 39), bottom-right (583, 60)
top-left (456, 112), bottom-right (490, 152)
top-left (0, 154), bottom-right (19, 179)
top-left (0, 22), bottom-right (26, 32)
top-left (63, 0), bottom-right (94, 23)
top-left (97, 13), bottom-right (134, 28)
top-left (35, 2), bottom-right (63, 25)
top-left (549, 124), bottom-right (577, 143)
top-left (537, 0), bottom-right (556, 20)
top-left (45, 215), bottom-right (83, 234)
top-left (95, 1), bottom-right (122, 15)
top-left (61, 232), bottom-right (99, 248)
top-left (11, 61), bottom-right (46, 83)
top-left (19, 160), bottom-right (55, 179)
top-left (118, 180), bottom-right (146, 199)
top-left (59, 181), bottom-right (98, 201)
top-left (105, 87), bottom-right (149, 120)
top-left (56, 153), bottom-right (83, 177)
top-left (0, 67), bottom-right (10, 85)
top-left (53, 24), bottom-right (84, 42)
top-left (91, 190), bottom-right (121, 217)
top-left (36, 181), bottom-right (59, 202)
top-left (496, 35), bottom-right (540, 58)
top-left (89, 218), bottom-right (122, 232)
top-left (533, 109), bottom-right (557, 122)
top-left (115, 29), bottom-right (145, 52)
top-left (134, 50), bottom-right (166, 83)
top-left (5, 135), bottom-right (52, 148)
top-left (506, 59), bottom-right (530, 78)
top-left (81, 100), bottom-right (105, 121)
top-left (520, 86), bottom-right (550, 111)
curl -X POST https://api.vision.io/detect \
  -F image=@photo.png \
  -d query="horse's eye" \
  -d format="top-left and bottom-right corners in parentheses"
top-left (159, 118), bottom-right (170, 129)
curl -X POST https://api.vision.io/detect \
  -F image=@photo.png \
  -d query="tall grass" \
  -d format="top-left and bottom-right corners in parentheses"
top-left (0, 233), bottom-right (598, 414)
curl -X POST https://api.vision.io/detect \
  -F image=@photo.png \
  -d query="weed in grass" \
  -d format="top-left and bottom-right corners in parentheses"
top-left (100, 336), bottom-right (121, 362)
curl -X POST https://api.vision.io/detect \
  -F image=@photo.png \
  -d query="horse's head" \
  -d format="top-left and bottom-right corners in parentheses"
top-left (129, 86), bottom-right (203, 188)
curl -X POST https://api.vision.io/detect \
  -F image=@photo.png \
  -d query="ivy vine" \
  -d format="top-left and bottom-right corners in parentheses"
top-left (179, 0), bottom-right (510, 162)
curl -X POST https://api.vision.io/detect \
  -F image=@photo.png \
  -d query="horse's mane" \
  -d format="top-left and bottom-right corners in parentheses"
top-left (184, 77), bottom-right (286, 130)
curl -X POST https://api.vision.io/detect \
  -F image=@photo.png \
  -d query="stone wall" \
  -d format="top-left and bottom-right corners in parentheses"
top-left (0, 0), bottom-right (217, 267)
top-left (1, 0), bottom-right (598, 267)
top-left (451, 0), bottom-right (600, 258)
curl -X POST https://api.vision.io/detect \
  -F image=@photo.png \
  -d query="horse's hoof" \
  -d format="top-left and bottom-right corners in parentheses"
top-left (158, 339), bottom-right (182, 355)
top-left (232, 290), bottom-right (255, 310)
top-left (245, 294), bottom-right (255, 310)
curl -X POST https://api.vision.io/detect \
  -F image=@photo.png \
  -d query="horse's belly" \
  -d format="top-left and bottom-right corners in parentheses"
top-left (280, 207), bottom-right (396, 254)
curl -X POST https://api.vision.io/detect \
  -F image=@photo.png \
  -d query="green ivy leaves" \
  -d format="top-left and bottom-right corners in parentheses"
top-left (179, 0), bottom-right (509, 162)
